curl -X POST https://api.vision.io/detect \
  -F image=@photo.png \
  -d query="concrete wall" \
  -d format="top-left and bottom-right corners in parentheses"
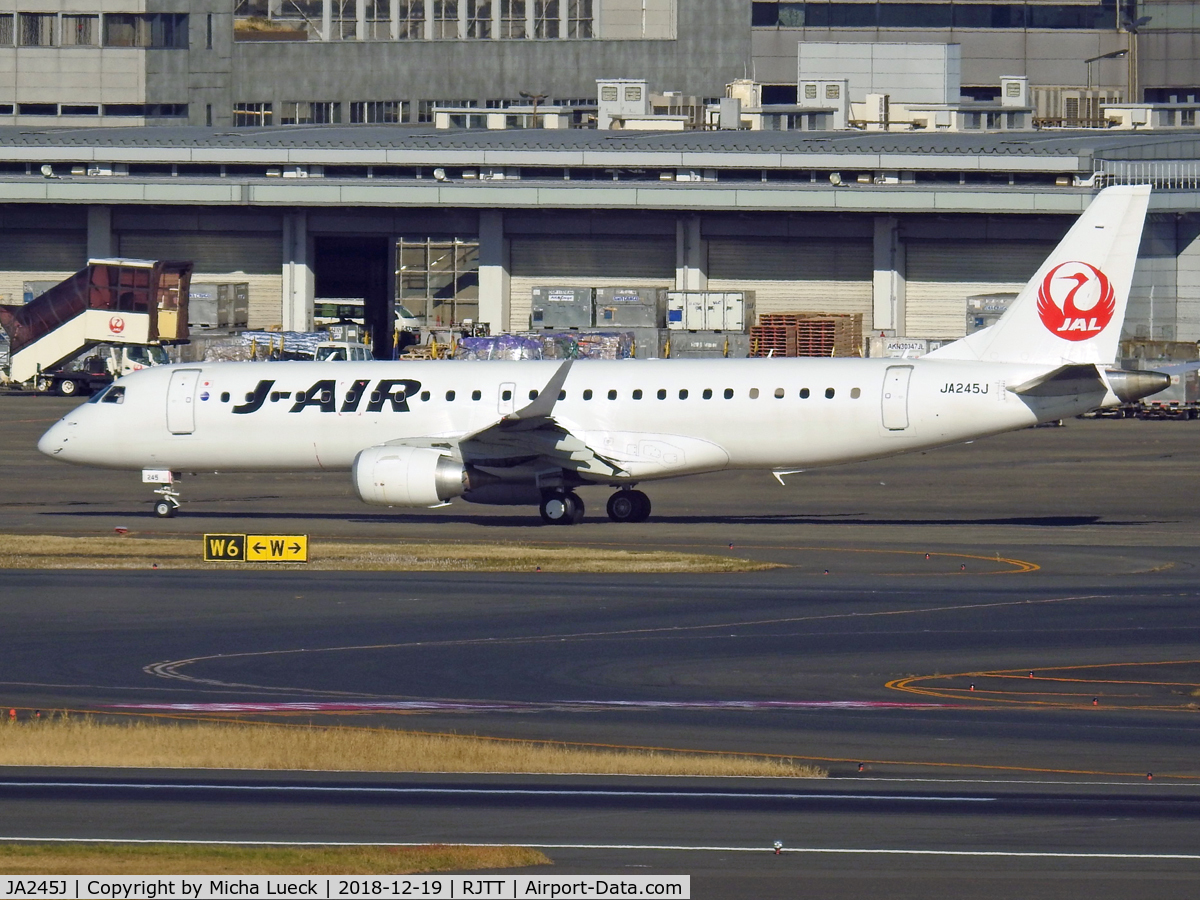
top-left (224, 0), bottom-right (745, 126)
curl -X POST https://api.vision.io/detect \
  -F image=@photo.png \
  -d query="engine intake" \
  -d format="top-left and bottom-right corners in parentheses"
top-left (352, 445), bottom-right (467, 507)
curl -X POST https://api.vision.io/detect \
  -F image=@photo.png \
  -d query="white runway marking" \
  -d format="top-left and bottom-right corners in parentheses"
top-left (0, 781), bottom-right (995, 802)
top-left (0, 836), bottom-right (1195, 860)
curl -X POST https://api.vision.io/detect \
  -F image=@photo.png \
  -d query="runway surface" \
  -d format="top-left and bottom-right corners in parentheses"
top-left (4, 394), bottom-right (1200, 896)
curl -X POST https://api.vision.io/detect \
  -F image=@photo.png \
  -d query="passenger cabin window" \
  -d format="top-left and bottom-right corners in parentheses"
top-left (703, 389), bottom-right (712, 399)
top-left (446, 390), bottom-right (456, 401)
top-left (608, 389), bottom-right (617, 400)
top-left (825, 388), bottom-right (835, 399)
top-left (657, 389), bottom-right (666, 399)
top-left (800, 388), bottom-right (810, 399)
top-left (502, 389), bottom-right (512, 401)
top-left (723, 388), bottom-right (734, 399)
top-left (851, 387), bottom-right (861, 399)
top-left (529, 390), bottom-right (538, 400)
top-left (221, 392), bottom-right (230, 402)
top-left (421, 391), bottom-right (431, 401)
top-left (472, 390), bottom-right (482, 400)
top-left (749, 388), bottom-right (759, 399)
top-left (679, 389), bottom-right (689, 399)
top-left (632, 389), bottom-right (643, 400)
top-left (559, 390), bottom-right (566, 400)
top-left (583, 389), bottom-right (593, 400)
top-left (774, 388), bottom-right (784, 398)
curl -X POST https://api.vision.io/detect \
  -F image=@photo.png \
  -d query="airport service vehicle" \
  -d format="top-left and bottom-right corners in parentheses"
top-left (0, 258), bottom-right (191, 392)
top-left (314, 342), bottom-right (373, 362)
top-left (38, 187), bottom-right (1170, 523)
top-left (43, 342), bottom-right (170, 396)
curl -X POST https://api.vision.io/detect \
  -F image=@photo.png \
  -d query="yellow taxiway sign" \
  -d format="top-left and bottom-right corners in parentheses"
top-left (204, 533), bottom-right (308, 563)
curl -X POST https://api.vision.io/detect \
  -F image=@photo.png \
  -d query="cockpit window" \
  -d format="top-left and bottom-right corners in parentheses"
top-left (87, 386), bottom-right (107, 403)
top-left (101, 386), bottom-right (125, 404)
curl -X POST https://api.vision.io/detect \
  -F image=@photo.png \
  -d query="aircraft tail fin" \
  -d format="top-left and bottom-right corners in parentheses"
top-left (926, 185), bottom-right (1150, 367)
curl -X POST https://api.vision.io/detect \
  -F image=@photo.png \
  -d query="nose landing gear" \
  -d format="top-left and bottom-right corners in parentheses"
top-left (606, 489), bottom-right (651, 523)
top-left (143, 469), bottom-right (181, 518)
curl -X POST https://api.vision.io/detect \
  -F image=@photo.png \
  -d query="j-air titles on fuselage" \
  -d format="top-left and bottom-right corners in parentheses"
top-left (231, 379), bottom-right (424, 415)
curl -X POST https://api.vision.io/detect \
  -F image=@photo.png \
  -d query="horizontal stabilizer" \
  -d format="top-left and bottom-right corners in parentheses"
top-left (1007, 364), bottom-right (1106, 397)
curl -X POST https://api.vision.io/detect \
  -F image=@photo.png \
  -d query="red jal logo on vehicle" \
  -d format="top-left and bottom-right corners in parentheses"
top-left (108, 315), bottom-right (125, 334)
top-left (1036, 261), bottom-right (1115, 341)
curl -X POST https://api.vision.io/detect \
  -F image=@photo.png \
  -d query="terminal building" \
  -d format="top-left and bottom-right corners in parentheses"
top-left (0, 127), bottom-right (1197, 353)
top-left (0, 0), bottom-right (1196, 128)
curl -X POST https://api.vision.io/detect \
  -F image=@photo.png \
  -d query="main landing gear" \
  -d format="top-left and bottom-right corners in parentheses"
top-left (606, 489), bottom-right (651, 523)
top-left (539, 490), bottom-right (586, 525)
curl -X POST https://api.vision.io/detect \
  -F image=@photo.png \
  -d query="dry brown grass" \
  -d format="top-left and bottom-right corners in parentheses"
top-left (0, 716), bottom-right (825, 778)
top-left (0, 534), bottom-right (773, 574)
top-left (0, 843), bottom-right (550, 875)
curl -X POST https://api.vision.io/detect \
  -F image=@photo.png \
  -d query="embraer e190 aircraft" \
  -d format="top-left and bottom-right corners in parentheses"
top-left (38, 186), bottom-right (1168, 524)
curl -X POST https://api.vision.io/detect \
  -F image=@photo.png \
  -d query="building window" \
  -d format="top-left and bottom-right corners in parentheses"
top-left (397, 238), bottom-right (480, 326)
top-left (280, 101), bottom-right (342, 124)
top-left (397, 0), bottom-right (426, 38)
top-left (1183, 109), bottom-right (1197, 127)
top-left (0, 15), bottom-right (13, 45)
top-left (19, 13), bottom-right (56, 47)
top-left (468, 0), bottom-right (492, 37)
top-left (351, 100), bottom-right (409, 123)
top-left (62, 15), bottom-right (98, 46)
top-left (18, 103), bottom-right (57, 116)
top-left (601, 86), bottom-right (618, 102)
top-left (233, 102), bottom-right (273, 126)
top-left (104, 14), bottom-right (188, 48)
top-left (501, 0), bottom-right (526, 37)
top-left (567, 0), bottom-right (592, 37)
top-left (534, 0), bottom-right (559, 37)
top-left (625, 86), bottom-right (642, 102)
top-left (62, 104), bottom-right (99, 115)
top-left (433, 0), bottom-right (459, 37)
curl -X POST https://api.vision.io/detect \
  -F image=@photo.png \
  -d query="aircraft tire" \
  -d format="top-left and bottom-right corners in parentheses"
top-left (567, 492), bottom-right (585, 524)
top-left (607, 490), bottom-right (650, 523)
top-left (153, 499), bottom-right (176, 518)
top-left (539, 492), bottom-right (577, 525)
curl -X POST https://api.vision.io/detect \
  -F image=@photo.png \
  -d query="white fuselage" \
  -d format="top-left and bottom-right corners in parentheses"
top-left (38, 357), bottom-right (1103, 481)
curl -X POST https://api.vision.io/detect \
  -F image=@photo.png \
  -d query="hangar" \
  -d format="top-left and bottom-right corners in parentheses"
top-left (0, 126), bottom-right (1197, 353)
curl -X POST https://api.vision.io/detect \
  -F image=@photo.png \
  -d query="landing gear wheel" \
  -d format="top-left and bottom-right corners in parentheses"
top-left (539, 492), bottom-right (580, 525)
top-left (153, 499), bottom-right (177, 518)
top-left (567, 492), bottom-right (585, 524)
top-left (607, 490), bottom-right (651, 523)
top-left (56, 378), bottom-right (79, 397)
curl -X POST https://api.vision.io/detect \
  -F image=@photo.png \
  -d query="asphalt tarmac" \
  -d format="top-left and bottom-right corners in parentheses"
top-left (3, 393), bottom-right (1200, 897)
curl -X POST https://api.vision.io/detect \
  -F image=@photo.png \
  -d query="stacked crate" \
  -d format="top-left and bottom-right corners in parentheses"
top-left (750, 313), bottom-right (863, 358)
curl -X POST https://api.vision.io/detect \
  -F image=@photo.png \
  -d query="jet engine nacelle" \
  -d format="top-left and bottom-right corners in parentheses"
top-left (352, 445), bottom-right (467, 507)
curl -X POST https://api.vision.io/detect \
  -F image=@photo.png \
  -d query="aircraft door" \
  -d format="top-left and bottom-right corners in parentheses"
top-left (166, 368), bottom-right (201, 435)
top-left (881, 365), bottom-right (913, 431)
top-left (498, 381), bottom-right (516, 416)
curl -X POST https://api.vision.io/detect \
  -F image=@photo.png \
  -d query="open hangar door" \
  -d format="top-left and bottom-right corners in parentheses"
top-left (313, 236), bottom-right (393, 358)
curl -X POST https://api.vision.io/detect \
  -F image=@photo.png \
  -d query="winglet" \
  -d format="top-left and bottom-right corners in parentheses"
top-left (506, 360), bottom-right (573, 421)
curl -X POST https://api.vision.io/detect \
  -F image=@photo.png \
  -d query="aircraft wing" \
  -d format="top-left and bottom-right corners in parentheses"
top-left (382, 360), bottom-right (628, 478)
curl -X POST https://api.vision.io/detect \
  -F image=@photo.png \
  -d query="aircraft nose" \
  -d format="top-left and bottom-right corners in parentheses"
top-left (37, 419), bottom-right (71, 458)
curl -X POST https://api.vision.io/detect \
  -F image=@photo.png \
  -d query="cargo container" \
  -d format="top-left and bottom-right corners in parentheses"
top-left (1136, 361), bottom-right (1200, 419)
top-left (667, 331), bottom-right (751, 358)
top-left (530, 286), bottom-right (593, 330)
top-left (665, 291), bottom-right (754, 332)
top-left (594, 287), bottom-right (664, 329)
top-left (868, 336), bottom-right (929, 358)
top-left (189, 282), bottom-right (249, 329)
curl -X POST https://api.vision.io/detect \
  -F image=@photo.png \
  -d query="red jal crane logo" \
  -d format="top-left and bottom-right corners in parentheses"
top-left (1036, 262), bottom-right (1115, 341)
top-left (108, 316), bottom-right (125, 334)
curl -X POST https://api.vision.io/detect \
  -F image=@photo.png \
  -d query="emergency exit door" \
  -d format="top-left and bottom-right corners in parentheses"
top-left (166, 368), bottom-right (201, 434)
top-left (881, 366), bottom-right (913, 431)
